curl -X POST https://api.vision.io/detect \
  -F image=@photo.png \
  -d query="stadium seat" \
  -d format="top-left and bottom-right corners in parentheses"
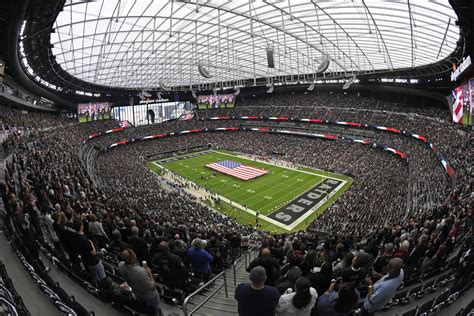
top-left (460, 300), bottom-right (474, 316)
top-left (69, 296), bottom-right (94, 316)
top-left (407, 283), bottom-right (423, 301)
top-left (433, 272), bottom-right (447, 290)
top-left (391, 289), bottom-right (410, 306)
top-left (430, 290), bottom-right (451, 313)
top-left (421, 279), bottom-right (436, 295)
top-left (399, 307), bottom-right (417, 316)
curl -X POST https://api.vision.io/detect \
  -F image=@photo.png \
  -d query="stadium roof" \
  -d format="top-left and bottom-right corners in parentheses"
top-left (50, 0), bottom-right (459, 90)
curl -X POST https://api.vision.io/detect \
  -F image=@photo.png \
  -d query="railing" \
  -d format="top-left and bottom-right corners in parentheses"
top-left (182, 271), bottom-right (229, 316)
top-left (232, 245), bottom-right (260, 286)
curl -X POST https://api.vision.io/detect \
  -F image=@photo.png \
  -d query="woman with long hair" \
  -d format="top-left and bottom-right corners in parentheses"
top-left (276, 277), bottom-right (318, 316)
top-left (316, 282), bottom-right (360, 316)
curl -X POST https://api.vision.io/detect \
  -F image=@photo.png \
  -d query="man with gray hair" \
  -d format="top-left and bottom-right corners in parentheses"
top-left (373, 243), bottom-right (394, 275)
top-left (187, 238), bottom-right (213, 281)
top-left (235, 266), bottom-right (280, 316)
top-left (362, 257), bottom-right (404, 315)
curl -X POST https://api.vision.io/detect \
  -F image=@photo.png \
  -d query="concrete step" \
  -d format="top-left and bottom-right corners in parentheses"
top-left (193, 304), bottom-right (237, 316)
top-left (207, 296), bottom-right (238, 307)
top-left (185, 250), bottom-right (258, 315)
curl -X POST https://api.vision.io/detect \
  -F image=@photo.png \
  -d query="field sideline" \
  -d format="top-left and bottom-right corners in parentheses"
top-left (148, 150), bottom-right (352, 232)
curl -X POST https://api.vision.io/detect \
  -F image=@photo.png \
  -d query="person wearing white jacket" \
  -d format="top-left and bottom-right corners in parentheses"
top-left (276, 277), bottom-right (318, 316)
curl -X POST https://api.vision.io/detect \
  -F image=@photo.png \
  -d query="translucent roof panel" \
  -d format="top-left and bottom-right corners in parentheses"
top-left (51, 0), bottom-right (459, 89)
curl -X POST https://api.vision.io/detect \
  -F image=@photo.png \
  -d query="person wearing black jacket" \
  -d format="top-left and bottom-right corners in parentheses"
top-left (151, 241), bottom-right (187, 290)
top-left (129, 226), bottom-right (149, 263)
top-left (246, 248), bottom-right (280, 286)
top-left (308, 262), bottom-right (333, 297)
top-left (108, 230), bottom-right (131, 255)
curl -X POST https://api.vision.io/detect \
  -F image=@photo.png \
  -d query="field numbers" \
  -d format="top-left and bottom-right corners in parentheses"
top-left (264, 195), bottom-right (273, 200)
top-left (282, 175), bottom-right (289, 178)
top-left (233, 184), bottom-right (241, 188)
top-left (220, 180), bottom-right (227, 183)
top-left (246, 189), bottom-right (255, 194)
top-left (297, 178), bottom-right (304, 182)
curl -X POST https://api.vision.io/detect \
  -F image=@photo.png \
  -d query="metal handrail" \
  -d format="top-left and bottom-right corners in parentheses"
top-left (232, 245), bottom-right (260, 286)
top-left (182, 271), bottom-right (228, 316)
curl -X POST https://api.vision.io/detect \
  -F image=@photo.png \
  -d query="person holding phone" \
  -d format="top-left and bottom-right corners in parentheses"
top-left (118, 249), bottom-right (163, 316)
top-left (315, 278), bottom-right (359, 316)
top-left (361, 258), bottom-right (404, 316)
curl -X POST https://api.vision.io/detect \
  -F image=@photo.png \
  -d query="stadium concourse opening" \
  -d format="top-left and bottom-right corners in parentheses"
top-left (150, 150), bottom-right (352, 232)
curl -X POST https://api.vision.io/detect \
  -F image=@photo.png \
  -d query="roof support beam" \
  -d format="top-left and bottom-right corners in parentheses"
top-left (407, 0), bottom-right (415, 68)
top-left (437, 18), bottom-right (451, 59)
top-left (362, 0), bottom-right (393, 70)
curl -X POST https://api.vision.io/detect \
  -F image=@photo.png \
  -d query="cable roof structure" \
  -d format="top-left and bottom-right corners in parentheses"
top-left (50, 0), bottom-right (459, 90)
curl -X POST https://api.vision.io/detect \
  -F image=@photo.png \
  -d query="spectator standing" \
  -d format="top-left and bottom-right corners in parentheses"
top-left (118, 249), bottom-right (163, 316)
top-left (362, 258), bottom-right (404, 315)
top-left (276, 277), bottom-right (318, 316)
top-left (316, 282), bottom-right (359, 316)
top-left (187, 238), bottom-right (213, 281)
top-left (73, 219), bottom-right (106, 282)
top-left (108, 230), bottom-right (131, 255)
top-left (129, 226), bottom-right (149, 263)
top-left (235, 266), bottom-right (280, 316)
top-left (88, 214), bottom-right (109, 249)
top-left (247, 248), bottom-right (280, 286)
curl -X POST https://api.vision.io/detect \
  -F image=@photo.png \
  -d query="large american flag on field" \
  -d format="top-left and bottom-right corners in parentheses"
top-left (205, 160), bottom-right (269, 180)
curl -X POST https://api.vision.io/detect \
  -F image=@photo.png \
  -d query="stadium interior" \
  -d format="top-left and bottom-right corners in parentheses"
top-left (0, 0), bottom-right (472, 316)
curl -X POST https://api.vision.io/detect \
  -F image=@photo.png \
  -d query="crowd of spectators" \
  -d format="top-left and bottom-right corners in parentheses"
top-left (0, 91), bottom-right (471, 315)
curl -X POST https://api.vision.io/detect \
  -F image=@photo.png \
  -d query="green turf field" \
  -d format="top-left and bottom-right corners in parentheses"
top-left (148, 150), bottom-right (352, 232)
top-left (78, 113), bottom-right (111, 123)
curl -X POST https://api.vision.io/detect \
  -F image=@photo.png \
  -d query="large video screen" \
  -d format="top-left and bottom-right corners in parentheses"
top-left (111, 101), bottom-right (192, 127)
top-left (197, 94), bottom-right (235, 110)
top-left (77, 102), bottom-right (111, 123)
top-left (451, 78), bottom-right (473, 125)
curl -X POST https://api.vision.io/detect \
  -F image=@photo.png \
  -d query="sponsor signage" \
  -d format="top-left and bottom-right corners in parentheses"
top-left (451, 56), bottom-right (472, 81)
top-left (139, 98), bottom-right (170, 104)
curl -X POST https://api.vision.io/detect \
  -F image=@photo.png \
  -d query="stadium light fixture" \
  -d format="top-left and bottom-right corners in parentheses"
top-left (266, 83), bottom-right (274, 94)
top-left (342, 76), bottom-right (356, 90)
top-left (315, 59), bottom-right (330, 74)
top-left (159, 82), bottom-right (171, 90)
top-left (198, 64), bottom-right (214, 79)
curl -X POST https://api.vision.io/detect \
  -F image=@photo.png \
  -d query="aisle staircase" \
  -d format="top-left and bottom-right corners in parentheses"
top-left (182, 247), bottom-right (259, 316)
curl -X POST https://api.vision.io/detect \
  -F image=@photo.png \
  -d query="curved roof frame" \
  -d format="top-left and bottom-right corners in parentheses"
top-left (48, 0), bottom-right (459, 90)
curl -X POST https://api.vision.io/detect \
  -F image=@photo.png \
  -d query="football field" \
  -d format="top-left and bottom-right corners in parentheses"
top-left (148, 150), bottom-right (352, 232)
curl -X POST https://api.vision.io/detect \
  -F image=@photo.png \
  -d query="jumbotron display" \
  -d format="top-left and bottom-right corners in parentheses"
top-left (77, 102), bottom-right (111, 123)
top-left (197, 94), bottom-right (235, 109)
